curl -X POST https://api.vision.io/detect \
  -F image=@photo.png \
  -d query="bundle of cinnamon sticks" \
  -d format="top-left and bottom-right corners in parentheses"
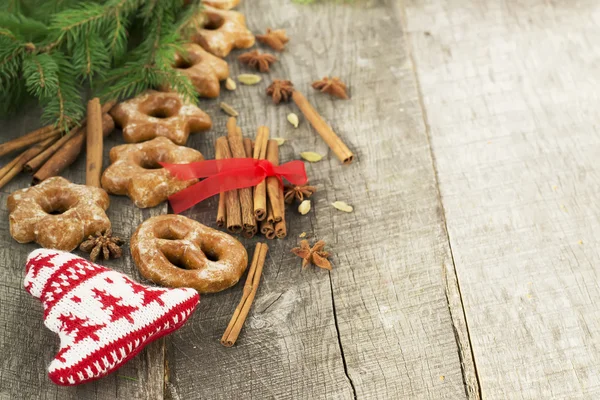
top-left (0, 101), bottom-right (115, 190)
top-left (216, 118), bottom-right (286, 239)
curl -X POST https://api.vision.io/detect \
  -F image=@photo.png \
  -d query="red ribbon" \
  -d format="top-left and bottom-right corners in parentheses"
top-left (160, 158), bottom-right (308, 214)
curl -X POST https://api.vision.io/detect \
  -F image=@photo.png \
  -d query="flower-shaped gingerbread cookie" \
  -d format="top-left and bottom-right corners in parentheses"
top-left (101, 137), bottom-right (204, 209)
top-left (7, 177), bottom-right (110, 251)
top-left (110, 91), bottom-right (212, 145)
top-left (165, 43), bottom-right (229, 98)
top-left (188, 6), bottom-right (255, 58)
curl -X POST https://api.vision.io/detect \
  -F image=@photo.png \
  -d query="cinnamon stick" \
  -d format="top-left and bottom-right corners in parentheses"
top-left (292, 90), bottom-right (354, 164)
top-left (215, 137), bottom-right (242, 233)
top-left (243, 138), bottom-right (253, 160)
top-left (260, 203), bottom-right (275, 239)
top-left (253, 126), bottom-right (269, 221)
top-left (216, 195), bottom-right (226, 228)
top-left (242, 138), bottom-right (256, 238)
top-left (265, 139), bottom-right (283, 222)
top-left (24, 125), bottom-right (84, 173)
top-left (274, 192), bottom-right (287, 238)
top-left (0, 137), bottom-right (56, 190)
top-left (32, 114), bottom-right (114, 185)
top-left (242, 227), bottom-right (256, 239)
top-left (24, 100), bottom-right (116, 173)
top-left (86, 98), bottom-right (103, 187)
top-left (221, 242), bottom-right (268, 347)
top-left (226, 118), bottom-right (255, 232)
top-left (0, 151), bottom-right (27, 181)
top-left (0, 125), bottom-right (61, 158)
top-left (215, 138), bottom-right (227, 228)
top-left (260, 220), bottom-right (275, 239)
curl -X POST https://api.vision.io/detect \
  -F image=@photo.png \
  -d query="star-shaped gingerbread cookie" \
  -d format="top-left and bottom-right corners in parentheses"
top-left (204, 0), bottom-right (239, 9)
top-left (101, 137), bottom-right (204, 209)
top-left (164, 43), bottom-right (229, 98)
top-left (110, 90), bottom-right (212, 145)
top-left (187, 5), bottom-right (255, 58)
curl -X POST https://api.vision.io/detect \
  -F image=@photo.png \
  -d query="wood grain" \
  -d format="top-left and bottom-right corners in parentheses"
top-left (0, 112), bottom-right (166, 399)
top-left (406, 0), bottom-right (600, 398)
top-left (165, 0), bottom-right (469, 398)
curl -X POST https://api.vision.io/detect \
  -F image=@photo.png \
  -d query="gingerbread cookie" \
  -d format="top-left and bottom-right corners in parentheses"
top-left (165, 43), bottom-right (229, 98)
top-left (130, 215), bottom-right (248, 293)
top-left (110, 90), bottom-right (211, 145)
top-left (7, 177), bottom-right (110, 251)
top-left (204, 0), bottom-right (240, 9)
top-left (188, 6), bottom-right (255, 58)
top-left (101, 137), bottom-right (204, 208)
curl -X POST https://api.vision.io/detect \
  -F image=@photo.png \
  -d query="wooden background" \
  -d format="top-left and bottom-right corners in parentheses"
top-left (1, 0), bottom-right (599, 399)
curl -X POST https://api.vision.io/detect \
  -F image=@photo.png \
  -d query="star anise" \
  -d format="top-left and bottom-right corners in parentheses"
top-left (238, 50), bottom-right (277, 73)
top-left (256, 28), bottom-right (289, 52)
top-left (80, 229), bottom-right (124, 262)
top-left (266, 79), bottom-right (294, 104)
top-left (312, 76), bottom-right (349, 100)
top-left (291, 240), bottom-right (332, 270)
top-left (284, 184), bottom-right (317, 204)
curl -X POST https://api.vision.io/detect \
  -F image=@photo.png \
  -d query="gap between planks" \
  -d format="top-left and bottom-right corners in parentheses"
top-left (328, 270), bottom-right (358, 400)
top-left (396, 1), bottom-right (482, 399)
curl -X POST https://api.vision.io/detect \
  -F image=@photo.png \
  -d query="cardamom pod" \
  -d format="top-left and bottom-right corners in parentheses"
top-left (225, 77), bottom-right (237, 90)
top-left (220, 102), bottom-right (238, 117)
top-left (287, 113), bottom-right (299, 128)
top-left (273, 137), bottom-right (286, 146)
top-left (238, 74), bottom-right (262, 85)
top-left (298, 200), bottom-right (311, 215)
top-left (300, 152), bottom-right (323, 162)
top-left (332, 201), bottom-right (353, 213)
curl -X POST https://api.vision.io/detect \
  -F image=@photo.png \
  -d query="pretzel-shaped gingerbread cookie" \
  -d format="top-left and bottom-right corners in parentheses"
top-left (131, 215), bottom-right (248, 293)
top-left (110, 90), bottom-right (211, 145)
top-left (101, 137), bottom-right (204, 208)
top-left (164, 43), bottom-right (229, 98)
top-left (188, 6), bottom-right (255, 58)
top-left (7, 177), bottom-right (110, 251)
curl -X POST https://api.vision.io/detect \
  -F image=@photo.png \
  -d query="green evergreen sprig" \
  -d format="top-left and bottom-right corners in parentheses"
top-left (0, 0), bottom-right (202, 131)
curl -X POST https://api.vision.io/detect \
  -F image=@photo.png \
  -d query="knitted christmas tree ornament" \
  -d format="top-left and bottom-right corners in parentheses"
top-left (24, 249), bottom-right (199, 386)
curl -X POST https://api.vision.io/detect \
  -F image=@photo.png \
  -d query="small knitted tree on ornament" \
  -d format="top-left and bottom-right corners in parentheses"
top-left (24, 249), bottom-right (199, 386)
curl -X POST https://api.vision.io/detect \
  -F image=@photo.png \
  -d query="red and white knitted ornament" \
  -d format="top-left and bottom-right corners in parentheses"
top-left (24, 249), bottom-right (199, 386)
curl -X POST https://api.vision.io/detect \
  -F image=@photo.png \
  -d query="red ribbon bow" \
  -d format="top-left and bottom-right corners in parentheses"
top-left (161, 158), bottom-right (308, 214)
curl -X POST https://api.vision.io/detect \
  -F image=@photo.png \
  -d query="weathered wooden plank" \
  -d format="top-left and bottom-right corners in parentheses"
top-left (166, 0), bottom-right (469, 398)
top-left (406, 0), bottom-right (600, 398)
top-left (0, 111), bottom-right (166, 399)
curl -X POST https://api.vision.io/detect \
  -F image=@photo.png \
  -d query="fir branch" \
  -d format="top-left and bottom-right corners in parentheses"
top-left (0, 77), bottom-right (26, 116)
top-left (22, 53), bottom-right (59, 98)
top-left (101, 0), bottom-right (196, 102)
top-left (26, 0), bottom-right (85, 22)
top-left (0, 0), bottom-right (21, 14)
top-left (0, 0), bottom-right (203, 126)
top-left (105, 9), bottom-right (129, 60)
top-left (176, 0), bottom-right (204, 36)
top-left (72, 33), bottom-right (110, 81)
top-left (39, 52), bottom-right (84, 130)
top-left (0, 29), bottom-right (26, 87)
top-left (43, 0), bottom-right (141, 54)
top-left (0, 12), bottom-right (48, 42)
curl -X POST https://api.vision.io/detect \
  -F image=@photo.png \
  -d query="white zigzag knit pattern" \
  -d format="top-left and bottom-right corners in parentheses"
top-left (24, 249), bottom-right (199, 386)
